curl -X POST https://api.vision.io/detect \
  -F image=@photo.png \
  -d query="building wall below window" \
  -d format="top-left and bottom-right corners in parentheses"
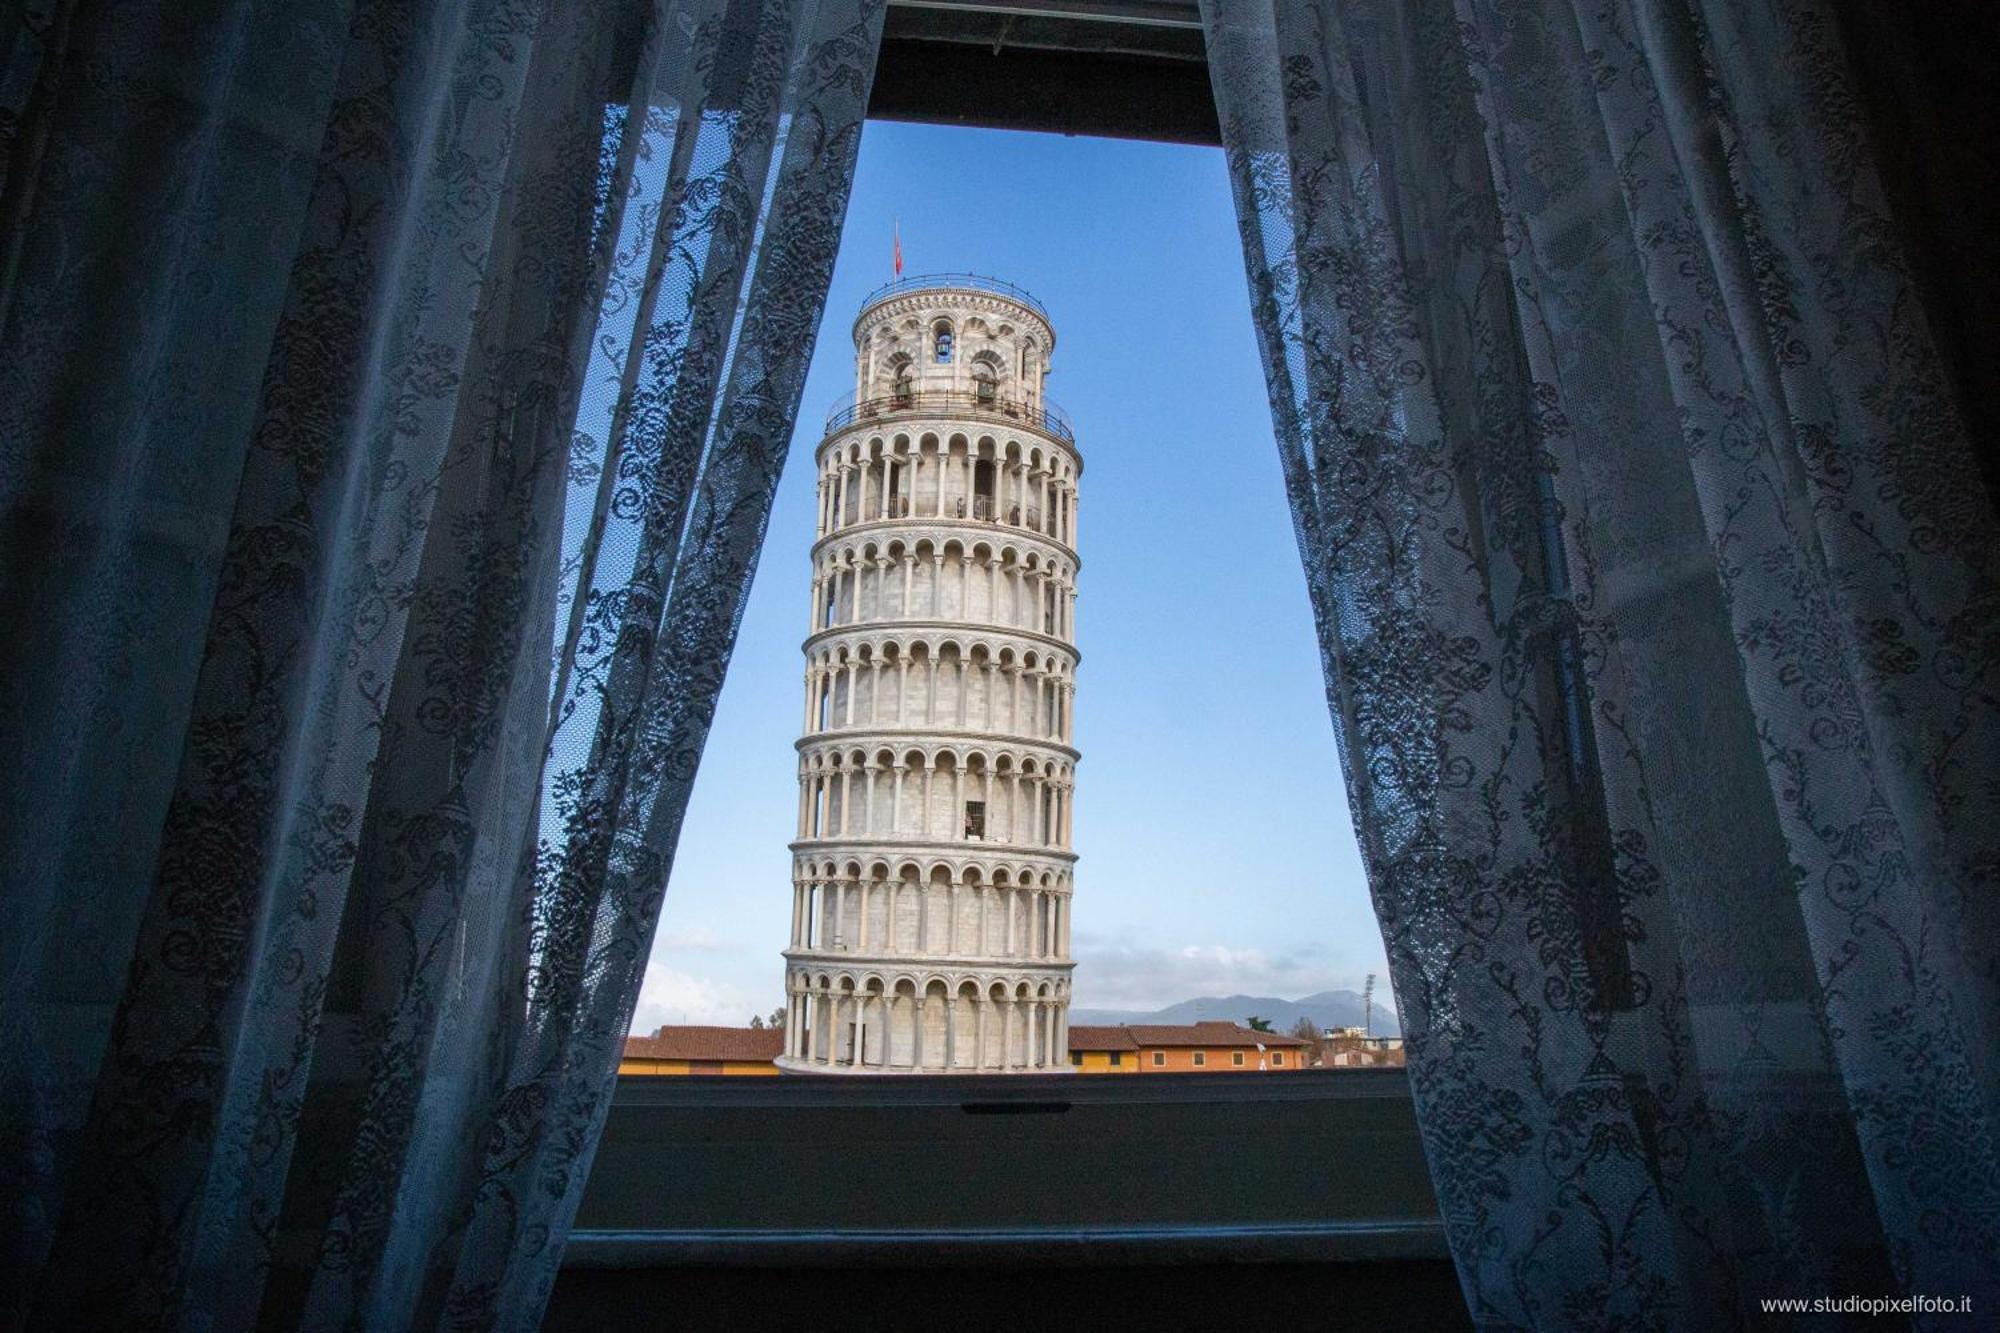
top-left (1071, 1050), bottom-right (1138, 1073)
top-left (618, 1057), bottom-right (782, 1077)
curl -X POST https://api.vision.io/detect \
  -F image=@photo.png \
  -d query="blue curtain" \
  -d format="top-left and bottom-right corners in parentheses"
top-left (0, 0), bottom-right (882, 1326)
top-left (1202, 0), bottom-right (2000, 1325)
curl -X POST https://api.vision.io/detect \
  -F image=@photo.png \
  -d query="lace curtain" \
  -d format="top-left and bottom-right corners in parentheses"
top-left (1202, 0), bottom-right (1999, 1325)
top-left (0, 1), bottom-right (882, 1327)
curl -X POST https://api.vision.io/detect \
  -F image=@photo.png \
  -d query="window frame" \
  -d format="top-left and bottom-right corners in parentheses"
top-left (588, 17), bottom-right (1430, 1276)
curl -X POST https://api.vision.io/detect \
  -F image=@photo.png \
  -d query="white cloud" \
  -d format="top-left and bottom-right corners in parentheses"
top-left (1069, 935), bottom-right (1375, 1012)
top-left (651, 923), bottom-right (740, 953)
top-left (628, 965), bottom-right (762, 1032)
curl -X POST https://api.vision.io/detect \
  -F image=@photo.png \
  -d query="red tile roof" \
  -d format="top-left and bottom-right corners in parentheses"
top-left (1068, 1021), bottom-right (1307, 1050)
top-left (1066, 1025), bottom-right (1139, 1051)
top-left (623, 1025), bottom-right (784, 1062)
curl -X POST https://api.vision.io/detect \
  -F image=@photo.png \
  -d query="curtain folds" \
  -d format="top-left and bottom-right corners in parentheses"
top-left (0, 0), bottom-right (883, 1327)
top-left (1202, 0), bottom-right (2000, 1326)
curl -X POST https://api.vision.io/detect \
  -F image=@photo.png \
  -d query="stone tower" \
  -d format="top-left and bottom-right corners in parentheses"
top-left (776, 275), bottom-right (1081, 1074)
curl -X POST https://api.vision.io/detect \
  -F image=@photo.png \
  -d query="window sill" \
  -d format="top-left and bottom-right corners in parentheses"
top-left (566, 1068), bottom-right (1442, 1268)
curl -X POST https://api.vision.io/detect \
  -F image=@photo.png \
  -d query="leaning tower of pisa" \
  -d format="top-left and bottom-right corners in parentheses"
top-left (776, 275), bottom-right (1081, 1074)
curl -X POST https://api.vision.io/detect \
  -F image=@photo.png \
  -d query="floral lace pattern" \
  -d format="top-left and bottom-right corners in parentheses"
top-left (0, 1), bottom-right (882, 1327)
top-left (1202, 0), bottom-right (2000, 1325)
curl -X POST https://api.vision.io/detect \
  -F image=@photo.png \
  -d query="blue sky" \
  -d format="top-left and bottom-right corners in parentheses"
top-left (631, 121), bottom-right (1389, 1030)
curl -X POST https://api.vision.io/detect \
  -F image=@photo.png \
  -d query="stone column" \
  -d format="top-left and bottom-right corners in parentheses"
top-left (912, 998), bottom-right (926, 1070)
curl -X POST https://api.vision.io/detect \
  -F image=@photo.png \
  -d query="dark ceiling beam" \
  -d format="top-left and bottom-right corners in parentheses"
top-left (869, 0), bottom-right (1218, 144)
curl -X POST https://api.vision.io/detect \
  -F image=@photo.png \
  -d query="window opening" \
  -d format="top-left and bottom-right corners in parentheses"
top-left (973, 459), bottom-right (995, 520)
top-left (964, 801), bottom-right (986, 840)
top-left (933, 322), bottom-right (954, 363)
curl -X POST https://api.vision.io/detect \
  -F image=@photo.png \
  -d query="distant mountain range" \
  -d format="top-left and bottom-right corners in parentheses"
top-left (1068, 989), bottom-right (1400, 1037)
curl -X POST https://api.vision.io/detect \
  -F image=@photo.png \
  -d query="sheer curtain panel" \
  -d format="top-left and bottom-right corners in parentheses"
top-left (0, 0), bottom-right (883, 1327)
top-left (1202, 0), bottom-right (2000, 1326)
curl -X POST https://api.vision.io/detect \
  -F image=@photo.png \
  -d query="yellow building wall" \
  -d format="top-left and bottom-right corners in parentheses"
top-left (1069, 1050), bottom-right (1141, 1074)
top-left (617, 1057), bottom-right (781, 1076)
top-left (1068, 1047), bottom-right (1301, 1072)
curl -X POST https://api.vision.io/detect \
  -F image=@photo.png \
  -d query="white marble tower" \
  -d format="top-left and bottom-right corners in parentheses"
top-left (776, 275), bottom-right (1081, 1074)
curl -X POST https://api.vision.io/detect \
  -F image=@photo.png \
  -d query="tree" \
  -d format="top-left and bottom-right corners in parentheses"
top-left (748, 1015), bottom-right (764, 1029)
top-left (1245, 1015), bottom-right (1273, 1033)
top-left (1289, 1017), bottom-right (1323, 1067)
top-left (767, 1007), bottom-right (786, 1030)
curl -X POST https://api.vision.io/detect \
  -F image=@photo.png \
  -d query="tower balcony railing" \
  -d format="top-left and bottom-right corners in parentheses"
top-left (856, 272), bottom-right (1050, 322)
top-left (823, 387), bottom-right (1075, 445)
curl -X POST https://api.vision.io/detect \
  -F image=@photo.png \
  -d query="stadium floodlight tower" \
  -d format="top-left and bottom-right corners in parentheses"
top-left (777, 274), bottom-right (1082, 1073)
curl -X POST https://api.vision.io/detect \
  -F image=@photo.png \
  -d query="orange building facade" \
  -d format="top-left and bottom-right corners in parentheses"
top-left (1065, 1022), bottom-right (1309, 1074)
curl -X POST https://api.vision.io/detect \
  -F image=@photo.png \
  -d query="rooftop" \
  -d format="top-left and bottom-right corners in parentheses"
top-left (624, 1025), bottom-right (784, 1063)
top-left (1068, 1022), bottom-right (1309, 1051)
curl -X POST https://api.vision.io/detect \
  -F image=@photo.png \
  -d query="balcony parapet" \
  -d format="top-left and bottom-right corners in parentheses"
top-left (823, 388), bottom-right (1075, 446)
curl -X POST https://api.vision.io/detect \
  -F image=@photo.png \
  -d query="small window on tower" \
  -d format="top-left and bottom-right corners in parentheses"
top-left (933, 323), bottom-right (954, 363)
top-left (963, 801), bottom-right (986, 840)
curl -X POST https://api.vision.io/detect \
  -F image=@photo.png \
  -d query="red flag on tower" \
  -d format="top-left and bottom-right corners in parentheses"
top-left (893, 221), bottom-right (902, 277)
